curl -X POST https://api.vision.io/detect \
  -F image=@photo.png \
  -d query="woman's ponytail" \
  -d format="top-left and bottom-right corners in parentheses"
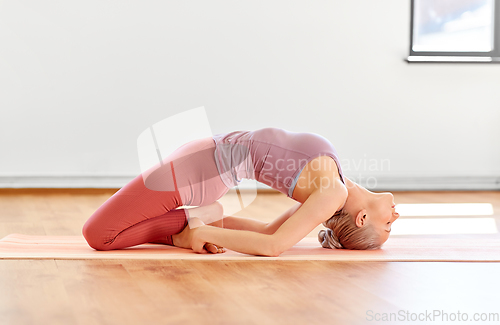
top-left (318, 228), bottom-right (344, 249)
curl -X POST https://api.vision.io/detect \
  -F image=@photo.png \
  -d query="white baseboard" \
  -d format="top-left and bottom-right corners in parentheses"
top-left (365, 176), bottom-right (500, 191)
top-left (0, 175), bottom-right (133, 189)
top-left (0, 175), bottom-right (499, 191)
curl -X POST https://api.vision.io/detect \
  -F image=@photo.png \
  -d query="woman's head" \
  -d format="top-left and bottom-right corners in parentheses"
top-left (318, 178), bottom-right (400, 249)
top-left (318, 209), bottom-right (381, 249)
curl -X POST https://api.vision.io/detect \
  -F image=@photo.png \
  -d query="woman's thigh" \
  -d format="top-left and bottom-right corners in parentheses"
top-left (165, 137), bottom-right (230, 206)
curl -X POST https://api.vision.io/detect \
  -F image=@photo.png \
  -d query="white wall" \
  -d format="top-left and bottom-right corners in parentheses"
top-left (1, 0), bottom-right (499, 189)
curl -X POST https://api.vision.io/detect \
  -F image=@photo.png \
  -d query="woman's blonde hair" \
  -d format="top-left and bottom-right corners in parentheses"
top-left (318, 209), bottom-right (381, 250)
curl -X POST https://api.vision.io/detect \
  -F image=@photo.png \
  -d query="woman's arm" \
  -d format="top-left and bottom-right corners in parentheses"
top-left (184, 201), bottom-right (270, 233)
top-left (264, 202), bottom-right (302, 234)
top-left (172, 201), bottom-right (302, 253)
top-left (207, 216), bottom-right (268, 233)
top-left (207, 202), bottom-right (302, 234)
top-left (193, 181), bottom-right (347, 256)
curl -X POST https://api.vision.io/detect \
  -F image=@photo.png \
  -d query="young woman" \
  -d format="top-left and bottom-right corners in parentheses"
top-left (82, 127), bottom-right (400, 256)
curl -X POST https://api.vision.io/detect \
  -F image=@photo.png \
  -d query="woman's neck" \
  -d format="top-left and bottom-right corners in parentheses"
top-left (343, 177), bottom-right (369, 213)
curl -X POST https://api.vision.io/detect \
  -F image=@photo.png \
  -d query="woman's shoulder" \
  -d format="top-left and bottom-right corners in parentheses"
top-left (292, 156), bottom-right (347, 203)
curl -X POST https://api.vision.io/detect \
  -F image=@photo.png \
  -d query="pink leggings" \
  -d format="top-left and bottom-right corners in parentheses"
top-left (82, 137), bottom-right (230, 250)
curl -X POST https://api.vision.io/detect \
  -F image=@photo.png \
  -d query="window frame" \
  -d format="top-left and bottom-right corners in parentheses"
top-left (408, 0), bottom-right (500, 63)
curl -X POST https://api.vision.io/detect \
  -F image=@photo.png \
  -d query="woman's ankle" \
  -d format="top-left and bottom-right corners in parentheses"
top-left (171, 233), bottom-right (180, 247)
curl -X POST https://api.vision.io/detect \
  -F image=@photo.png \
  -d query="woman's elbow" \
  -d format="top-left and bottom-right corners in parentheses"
top-left (261, 238), bottom-right (284, 257)
top-left (264, 248), bottom-right (284, 257)
top-left (265, 250), bottom-right (282, 257)
top-left (262, 222), bottom-right (274, 235)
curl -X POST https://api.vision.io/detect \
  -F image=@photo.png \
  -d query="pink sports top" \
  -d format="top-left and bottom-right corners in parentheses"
top-left (212, 127), bottom-right (345, 199)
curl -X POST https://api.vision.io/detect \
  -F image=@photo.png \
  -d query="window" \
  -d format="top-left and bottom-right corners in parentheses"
top-left (408, 0), bottom-right (500, 62)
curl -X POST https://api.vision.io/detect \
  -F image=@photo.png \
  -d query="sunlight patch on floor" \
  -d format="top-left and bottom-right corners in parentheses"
top-left (395, 203), bottom-right (494, 217)
top-left (391, 218), bottom-right (498, 235)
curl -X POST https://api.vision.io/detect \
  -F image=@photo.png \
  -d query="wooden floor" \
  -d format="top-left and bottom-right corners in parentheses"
top-left (1, 189), bottom-right (500, 325)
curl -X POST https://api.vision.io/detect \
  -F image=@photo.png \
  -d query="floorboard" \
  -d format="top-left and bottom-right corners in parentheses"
top-left (0, 189), bottom-right (499, 325)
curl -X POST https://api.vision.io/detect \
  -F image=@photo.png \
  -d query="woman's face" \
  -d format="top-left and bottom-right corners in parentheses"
top-left (343, 188), bottom-right (400, 246)
top-left (365, 192), bottom-right (400, 244)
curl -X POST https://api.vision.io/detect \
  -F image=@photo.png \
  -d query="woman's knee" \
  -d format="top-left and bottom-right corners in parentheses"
top-left (82, 218), bottom-right (113, 251)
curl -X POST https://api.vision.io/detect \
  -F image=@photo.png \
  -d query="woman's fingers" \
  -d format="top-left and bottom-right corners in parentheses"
top-left (204, 243), bottom-right (217, 253)
top-left (204, 243), bottom-right (226, 254)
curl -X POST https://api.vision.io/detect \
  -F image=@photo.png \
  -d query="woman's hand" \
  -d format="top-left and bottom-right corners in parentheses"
top-left (172, 218), bottom-right (226, 254)
top-left (204, 243), bottom-right (226, 254)
top-left (190, 226), bottom-right (226, 254)
top-left (188, 226), bottom-right (222, 254)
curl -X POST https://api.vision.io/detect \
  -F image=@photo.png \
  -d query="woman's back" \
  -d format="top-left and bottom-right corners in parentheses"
top-left (212, 127), bottom-right (345, 200)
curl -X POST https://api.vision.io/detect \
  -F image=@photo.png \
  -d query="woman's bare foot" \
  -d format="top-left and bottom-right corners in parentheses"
top-left (185, 201), bottom-right (224, 226)
top-left (171, 228), bottom-right (190, 250)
